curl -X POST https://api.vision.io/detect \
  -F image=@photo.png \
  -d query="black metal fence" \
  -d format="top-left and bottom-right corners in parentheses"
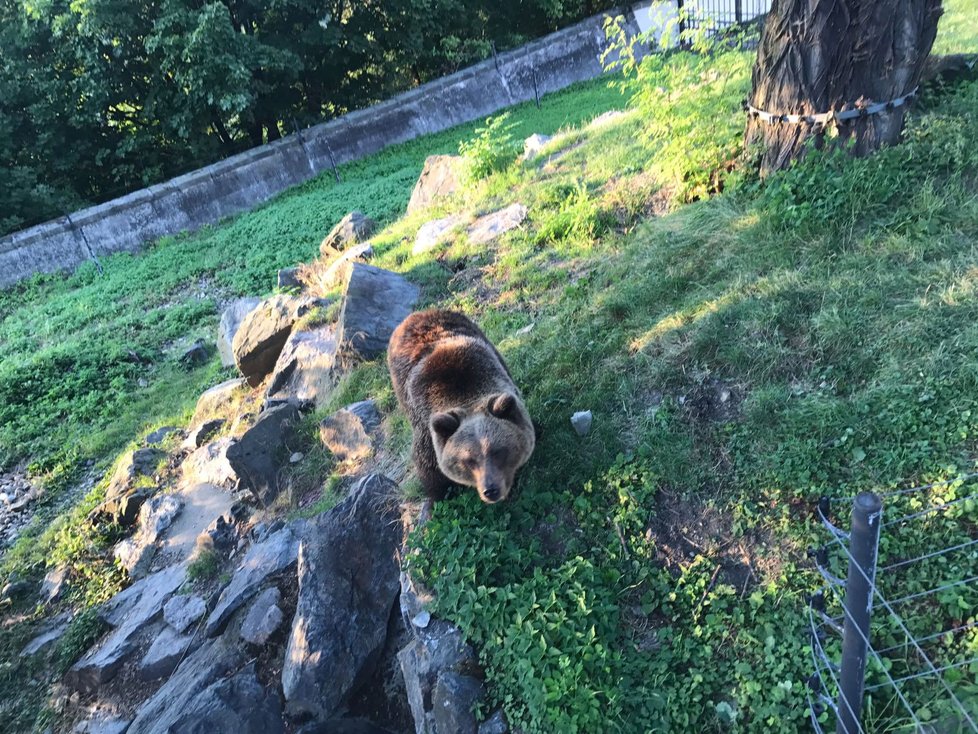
top-left (677, 0), bottom-right (772, 35)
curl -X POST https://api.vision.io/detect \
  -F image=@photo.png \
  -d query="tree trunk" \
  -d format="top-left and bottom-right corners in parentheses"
top-left (745, 0), bottom-right (943, 176)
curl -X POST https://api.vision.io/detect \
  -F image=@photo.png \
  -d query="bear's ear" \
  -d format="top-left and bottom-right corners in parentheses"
top-left (430, 411), bottom-right (463, 442)
top-left (487, 392), bottom-right (519, 421)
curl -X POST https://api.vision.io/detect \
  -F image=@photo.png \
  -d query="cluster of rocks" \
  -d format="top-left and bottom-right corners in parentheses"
top-left (18, 170), bottom-right (535, 732)
top-left (0, 469), bottom-right (39, 547)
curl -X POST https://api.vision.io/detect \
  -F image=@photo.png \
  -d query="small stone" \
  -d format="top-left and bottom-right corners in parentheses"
top-left (290, 452), bottom-right (304, 464)
top-left (240, 587), bottom-right (284, 646)
top-left (164, 594), bottom-right (207, 634)
top-left (570, 410), bottom-right (593, 437)
top-left (515, 323), bottom-right (535, 336)
top-left (40, 566), bottom-right (68, 603)
top-left (411, 610), bottom-right (431, 629)
top-left (466, 204), bottom-right (528, 246)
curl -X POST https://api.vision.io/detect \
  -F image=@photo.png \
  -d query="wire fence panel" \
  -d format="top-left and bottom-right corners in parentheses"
top-left (808, 475), bottom-right (978, 733)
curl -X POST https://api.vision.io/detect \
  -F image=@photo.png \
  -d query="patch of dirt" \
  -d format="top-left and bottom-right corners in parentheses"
top-left (677, 378), bottom-right (745, 425)
top-left (649, 488), bottom-right (782, 592)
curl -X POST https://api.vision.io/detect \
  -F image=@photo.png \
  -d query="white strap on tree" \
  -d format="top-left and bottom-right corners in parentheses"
top-left (745, 86), bottom-right (919, 125)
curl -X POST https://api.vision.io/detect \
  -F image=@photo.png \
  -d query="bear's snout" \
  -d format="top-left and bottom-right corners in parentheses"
top-left (481, 481), bottom-right (503, 503)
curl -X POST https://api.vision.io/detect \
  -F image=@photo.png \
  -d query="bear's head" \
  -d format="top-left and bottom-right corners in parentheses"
top-left (429, 392), bottom-right (535, 504)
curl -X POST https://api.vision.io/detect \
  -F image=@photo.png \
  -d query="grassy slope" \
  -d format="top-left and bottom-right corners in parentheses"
top-left (3, 4), bottom-right (978, 732)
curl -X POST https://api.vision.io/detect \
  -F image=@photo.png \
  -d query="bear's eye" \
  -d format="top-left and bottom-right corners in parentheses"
top-left (463, 456), bottom-right (480, 470)
top-left (489, 447), bottom-right (509, 463)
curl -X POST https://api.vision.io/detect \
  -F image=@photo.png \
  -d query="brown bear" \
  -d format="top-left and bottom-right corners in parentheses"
top-left (387, 309), bottom-right (535, 503)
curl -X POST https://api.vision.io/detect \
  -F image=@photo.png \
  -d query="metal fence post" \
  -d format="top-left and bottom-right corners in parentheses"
top-left (836, 492), bottom-right (883, 734)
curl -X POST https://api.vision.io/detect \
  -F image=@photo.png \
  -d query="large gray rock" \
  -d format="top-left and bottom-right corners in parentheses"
top-left (266, 325), bottom-right (339, 405)
top-left (319, 400), bottom-right (381, 462)
top-left (407, 156), bottom-right (465, 214)
top-left (225, 403), bottom-right (300, 504)
top-left (68, 564), bottom-right (187, 692)
top-left (432, 672), bottom-right (484, 734)
top-left (191, 378), bottom-right (247, 426)
top-left (114, 494), bottom-right (183, 579)
top-left (479, 710), bottom-right (509, 734)
top-left (240, 587), bottom-right (284, 646)
top-left (413, 214), bottom-right (465, 256)
top-left (466, 204), bottom-right (528, 246)
top-left (339, 264), bottom-right (419, 360)
top-left (399, 620), bottom-right (480, 734)
top-left (282, 474), bottom-right (402, 719)
top-left (320, 211), bottom-right (377, 257)
top-left (312, 242), bottom-right (375, 294)
top-left (164, 593), bottom-right (207, 633)
top-left (218, 298), bottom-right (261, 368)
top-left (127, 636), bottom-right (258, 734)
top-left (204, 526), bottom-right (298, 637)
top-left (138, 624), bottom-right (193, 681)
top-left (182, 437), bottom-right (238, 489)
top-left (232, 295), bottom-right (315, 386)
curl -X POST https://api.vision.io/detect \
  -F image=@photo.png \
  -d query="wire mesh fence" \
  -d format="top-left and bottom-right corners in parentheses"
top-left (807, 474), bottom-right (978, 733)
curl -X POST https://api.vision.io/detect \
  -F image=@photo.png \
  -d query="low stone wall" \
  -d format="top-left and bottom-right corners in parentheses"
top-left (0, 2), bottom-right (661, 290)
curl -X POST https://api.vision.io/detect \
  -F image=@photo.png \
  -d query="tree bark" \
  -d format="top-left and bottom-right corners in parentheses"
top-left (745, 0), bottom-right (943, 176)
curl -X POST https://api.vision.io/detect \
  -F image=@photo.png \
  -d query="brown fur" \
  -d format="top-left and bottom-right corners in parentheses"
top-left (387, 310), bottom-right (535, 503)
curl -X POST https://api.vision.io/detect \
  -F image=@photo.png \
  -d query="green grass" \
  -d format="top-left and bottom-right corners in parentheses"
top-left (3, 3), bottom-right (978, 732)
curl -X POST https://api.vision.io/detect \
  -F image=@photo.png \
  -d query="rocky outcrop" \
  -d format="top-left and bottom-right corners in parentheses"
top-left (127, 636), bottom-right (255, 734)
top-left (233, 295), bottom-right (315, 386)
top-left (278, 266), bottom-right (302, 290)
top-left (339, 264), bottom-right (419, 360)
top-left (319, 400), bottom-right (381, 462)
top-left (218, 298), bottom-right (261, 368)
top-left (68, 564), bottom-right (187, 692)
top-left (225, 403), bottom-right (300, 504)
top-left (407, 156), bottom-right (464, 214)
top-left (191, 378), bottom-right (247, 426)
top-left (89, 447), bottom-right (165, 527)
top-left (204, 526), bottom-right (299, 637)
top-left (266, 325), bottom-right (339, 405)
top-left (282, 474), bottom-right (402, 720)
top-left (181, 438), bottom-right (238, 489)
top-left (113, 494), bottom-right (183, 579)
top-left (321, 211), bottom-right (377, 257)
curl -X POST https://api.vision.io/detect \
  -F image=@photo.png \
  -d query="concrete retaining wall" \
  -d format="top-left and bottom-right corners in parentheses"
top-left (0, 2), bottom-right (658, 289)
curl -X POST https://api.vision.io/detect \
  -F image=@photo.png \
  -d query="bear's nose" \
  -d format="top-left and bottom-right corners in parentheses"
top-left (483, 484), bottom-right (501, 502)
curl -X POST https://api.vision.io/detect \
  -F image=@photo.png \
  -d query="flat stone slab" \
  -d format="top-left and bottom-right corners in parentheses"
top-left (205, 526), bottom-right (298, 637)
top-left (407, 155), bottom-right (464, 214)
top-left (318, 400), bottom-right (381, 462)
top-left (191, 378), bottom-right (247, 426)
top-left (114, 494), bottom-right (183, 579)
top-left (181, 438), bottom-right (238, 489)
top-left (139, 625), bottom-right (193, 681)
top-left (466, 204), bottom-right (527, 246)
top-left (159, 482), bottom-right (235, 563)
top-left (164, 593), bottom-right (207, 634)
top-left (413, 214), bottom-right (465, 256)
top-left (218, 299), bottom-right (261, 368)
top-left (20, 612), bottom-right (72, 657)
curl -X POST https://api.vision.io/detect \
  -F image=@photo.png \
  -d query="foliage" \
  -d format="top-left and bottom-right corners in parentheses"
top-left (0, 0), bottom-right (619, 235)
top-left (459, 114), bottom-right (521, 181)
